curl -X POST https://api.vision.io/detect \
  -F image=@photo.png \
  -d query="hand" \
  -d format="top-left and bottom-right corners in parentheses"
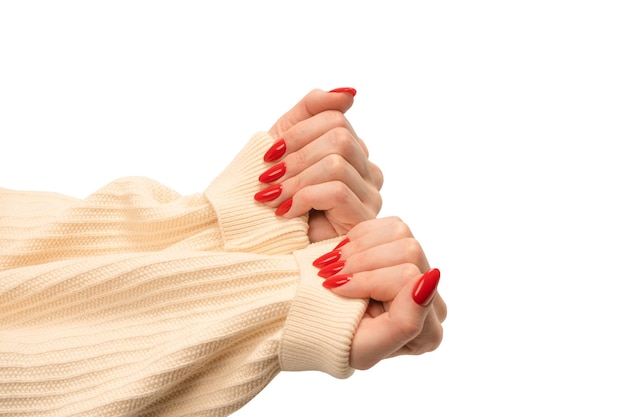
top-left (312, 217), bottom-right (447, 370)
top-left (255, 88), bottom-right (384, 243)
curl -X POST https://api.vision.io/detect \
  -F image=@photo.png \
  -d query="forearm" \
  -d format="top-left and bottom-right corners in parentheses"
top-left (0, 177), bottom-right (220, 270)
top-left (1, 132), bottom-right (309, 273)
top-left (0, 242), bottom-right (365, 416)
top-left (0, 131), bottom-right (367, 415)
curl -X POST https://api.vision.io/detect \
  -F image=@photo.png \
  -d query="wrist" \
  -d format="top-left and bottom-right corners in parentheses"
top-left (205, 131), bottom-right (309, 255)
top-left (279, 238), bottom-right (367, 378)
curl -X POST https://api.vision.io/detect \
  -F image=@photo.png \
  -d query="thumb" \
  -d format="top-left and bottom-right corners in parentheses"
top-left (268, 87), bottom-right (356, 138)
top-left (349, 268), bottom-right (441, 370)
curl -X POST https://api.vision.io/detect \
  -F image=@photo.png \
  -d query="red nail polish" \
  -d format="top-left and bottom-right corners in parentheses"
top-left (275, 198), bottom-right (293, 216)
top-left (323, 274), bottom-right (352, 289)
top-left (264, 139), bottom-right (287, 162)
top-left (412, 268), bottom-right (440, 307)
top-left (333, 237), bottom-right (350, 251)
top-left (317, 260), bottom-right (346, 278)
top-left (312, 249), bottom-right (342, 268)
top-left (329, 87), bottom-right (357, 97)
top-left (254, 184), bottom-right (282, 202)
top-left (259, 162), bottom-right (287, 183)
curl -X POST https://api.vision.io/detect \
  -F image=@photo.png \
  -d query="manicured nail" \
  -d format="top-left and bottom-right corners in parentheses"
top-left (412, 268), bottom-right (440, 307)
top-left (323, 274), bottom-right (352, 289)
top-left (259, 162), bottom-right (287, 183)
top-left (275, 198), bottom-right (293, 216)
top-left (312, 249), bottom-right (342, 269)
top-left (329, 87), bottom-right (357, 97)
top-left (264, 139), bottom-right (287, 162)
top-left (333, 237), bottom-right (350, 251)
top-left (254, 184), bottom-right (282, 202)
top-left (317, 260), bottom-right (346, 278)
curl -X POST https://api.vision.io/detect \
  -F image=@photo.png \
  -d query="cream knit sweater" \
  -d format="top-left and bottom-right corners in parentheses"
top-left (0, 133), bottom-right (367, 416)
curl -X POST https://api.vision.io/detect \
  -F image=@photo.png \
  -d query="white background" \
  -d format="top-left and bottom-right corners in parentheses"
top-left (1, 1), bottom-right (625, 415)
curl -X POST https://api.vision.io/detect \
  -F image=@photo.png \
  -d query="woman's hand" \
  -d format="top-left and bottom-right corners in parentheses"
top-left (255, 88), bottom-right (384, 243)
top-left (312, 217), bottom-right (447, 370)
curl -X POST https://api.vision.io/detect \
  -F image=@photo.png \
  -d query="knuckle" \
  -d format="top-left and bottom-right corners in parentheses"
top-left (327, 181), bottom-right (352, 204)
top-left (324, 110), bottom-right (349, 129)
top-left (368, 187), bottom-right (383, 214)
top-left (323, 154), bottom-right (347, 178)
top-left (330, 127), bottom-right (355, 154)
top-left (437, 300), bottom-right (448, 323)
top-left (388, 218), bottom-right (412, 239)
top-left (424, 324), bottom-right (444, 353)
top-left (402, 238), bottom-right (425, 264)
top-left (369, 162), bottom-right (384, 190)
top-left (399, 263), bottom-right (421, 282)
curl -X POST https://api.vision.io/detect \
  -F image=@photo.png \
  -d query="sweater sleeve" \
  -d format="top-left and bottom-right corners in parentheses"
top-left (0, 132), bottom-right (367, 415)
top-left (0, 132), bottom-right (308, 272)
top-left (0, 241), bottom-right (366, 416)
top-left (204, 131), bottom-right (310, 255)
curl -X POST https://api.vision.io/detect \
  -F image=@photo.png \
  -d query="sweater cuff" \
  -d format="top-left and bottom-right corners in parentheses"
top-left (279, 239), bottom-right (368, 379)
top-left (204, 132), bottom-right (309, 255)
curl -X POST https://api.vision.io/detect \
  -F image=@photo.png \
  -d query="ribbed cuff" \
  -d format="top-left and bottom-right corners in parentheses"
top-left (279, 239), bottom-right (368, 379)
top-left (204, 132), bottom-right (310, 255)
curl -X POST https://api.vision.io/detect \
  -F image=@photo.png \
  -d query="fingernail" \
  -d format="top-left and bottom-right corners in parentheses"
top-left (412, 268), bottom-right (440, 307)
top-left (333, 237), bottom-right (350, 250)
top-left (312, 249), bottom-right (342, 268)
top-left (323, 274), bottom-right (352, 289)
top-left (275, 198), bottom-right (293, 216)
top-left (317, 260), bottom-right (346, 278)
top-left (329, 87), bottom-right (357, 97)
top-left (264, 139), bottom-right (287, 162)
top-left (254, 184), bottom-right (282, 202)
top-left (259, 162), bottom-right (287, 183)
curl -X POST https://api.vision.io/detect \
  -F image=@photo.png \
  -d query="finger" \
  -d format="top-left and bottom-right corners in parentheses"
top-left (349, 268), bottom-right (441, 370)
top-left (390, 309), bottom-right (444, 357)
top-left (324, 263), bottom-right (423, 302)
top-left (331, 217), bottom-right (424, 266)
top-left (279, 110), bottom-right (370, 158)
top-left (433, 293), bottom-right (447, 323)
top-left (263, 156), bottom-right (382, 214)
top-left (369, 160), bottom-right (384, 191)
top-left (338, 237), bottom-right (430, 276)
top-left (268, 88), bottom-right (355, 139)
top-left (345, 216), bottom-right (415, 245)
top-left (282, 182), bottom-right (378, 236)
top-left (282, 127), bottom-right (375, 183)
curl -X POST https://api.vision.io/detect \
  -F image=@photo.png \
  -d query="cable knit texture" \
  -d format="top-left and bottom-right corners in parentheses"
top-left (0, 132), bottom-right (367, 416)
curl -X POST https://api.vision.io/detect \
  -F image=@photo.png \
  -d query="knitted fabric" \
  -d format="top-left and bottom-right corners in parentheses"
top-left (0, 132), bottom-right (367, 416)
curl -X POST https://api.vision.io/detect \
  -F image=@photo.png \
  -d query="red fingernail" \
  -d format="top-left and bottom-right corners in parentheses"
top-left (254, 184), bottom-right (282, 202)
top-left (323, 274), bottom-right (352, 289)
top-left (312, 249), bottom-right (342, 268)
top-left (275, 198), bottom-right (293, 216)
top-left (264, 139), bottom-right (287, 162)
top-left (329, 87), bottom-right (357, 97)
top-left (412, 268), bottom-right (440, 307)
top-left (333, 237), bottom-right (350, 250)
top-left (317, 260), bottom-right (346, 278)
top-left (259, 162), bottom-right (287, 183)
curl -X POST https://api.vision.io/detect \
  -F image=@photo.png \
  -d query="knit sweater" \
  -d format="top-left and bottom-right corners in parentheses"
top-left (0, 133), bottom-right (367, 416)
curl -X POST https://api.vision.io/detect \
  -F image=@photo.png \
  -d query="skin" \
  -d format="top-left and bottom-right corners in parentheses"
top-left (265, 90), bottom-right (446, 368)
top-left (265, 89), bottom-right (384, 242)
top-left (325, 217), bottom-right (447, 370)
